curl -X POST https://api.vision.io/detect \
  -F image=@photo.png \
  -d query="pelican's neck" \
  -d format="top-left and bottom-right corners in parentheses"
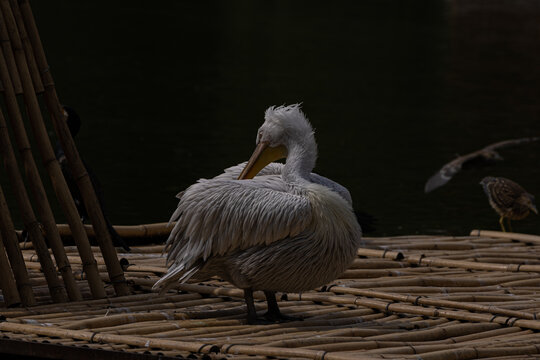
top-left (282, 138), bottom-right (317, 184)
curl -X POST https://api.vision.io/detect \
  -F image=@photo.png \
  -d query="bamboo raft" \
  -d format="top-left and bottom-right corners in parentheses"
top-left (2, 229), bottom-right (540, 359)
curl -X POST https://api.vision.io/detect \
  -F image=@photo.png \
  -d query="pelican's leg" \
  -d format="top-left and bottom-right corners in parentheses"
top-left (243, 288), bottom-right (259, 324)
top-left (263, 290), bottom-right (302, 322)
top-left (499, 216), bottom-right (506, 232)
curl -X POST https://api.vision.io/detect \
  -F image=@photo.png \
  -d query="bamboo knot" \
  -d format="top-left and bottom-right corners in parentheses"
top-left (73, 170), bottom-right (90, 183)
top-left (384, 301), bottom-right (395, 314)
top-left (57, 264), bottom-right (72, 273)
top-left (42, 155), bottom-right (61, 168)
top-left (506, 317), bottom-right (519, 326)
top-left (315, 350), bottom-right (328, 360)
top-left (109, 275), bottom-right (128, 286)
top-left (197, 344), bottom-right (219, 354)
top-left (221, 343), bottom-right (238, 354)
top-left (324, 284), bottom-right (338, 292)
top-left (89, 332), bottom-right (98, 343)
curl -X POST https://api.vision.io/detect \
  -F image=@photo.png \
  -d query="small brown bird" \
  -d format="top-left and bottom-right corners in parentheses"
top-left (480, 177), bottom-right (538, 232)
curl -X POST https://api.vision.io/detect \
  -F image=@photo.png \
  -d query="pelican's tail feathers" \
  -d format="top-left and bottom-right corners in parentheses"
top-left (152, 263), bottom-right (201, 295)
top-left (168, 205), bottom-right (183, 227)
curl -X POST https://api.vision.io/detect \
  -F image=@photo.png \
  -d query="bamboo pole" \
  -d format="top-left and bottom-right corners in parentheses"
top-left (0, 0), bottom-right (106, 300)
top-left (470, 229), bottom-right (540, 245)
top-left (0, 322), bottom-right (220, 355)
top-left (52, 222), bottom-right (173, 239)
top-left (8, 0), bottom-right (42, 94)
top-left (0, 181), bottom-right (35, 306)
top-left (15, 0), bottom-right (129, 297)
top-left (0, 6), bottom-right (71, 304)
top-left (0, 48), bottom-right (81, 301)
top-left (0, 109), bottom-right (66, 303)
top-left (0, 232), bottom-right (21, 306)
top-left (0, 1), bottom-right (20, 94)
top-left (327, 287), bottom-right (538, 321)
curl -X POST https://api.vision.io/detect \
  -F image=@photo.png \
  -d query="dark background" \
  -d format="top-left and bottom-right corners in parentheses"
top-left (18, 0), bottom-right (540, 236)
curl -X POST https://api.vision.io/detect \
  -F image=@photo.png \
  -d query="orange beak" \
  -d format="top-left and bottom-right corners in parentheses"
top-left (238, 141), bottom-right (287, 180)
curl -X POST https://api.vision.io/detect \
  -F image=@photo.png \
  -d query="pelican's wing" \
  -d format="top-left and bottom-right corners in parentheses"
top-left (483, 137), bottom-right (540, 151)
top-left (309, 173), bottom-right (353, 206)
top-left (165, 179), bottom-right (312, 268)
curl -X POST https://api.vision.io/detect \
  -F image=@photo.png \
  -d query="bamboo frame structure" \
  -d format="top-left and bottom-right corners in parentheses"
top-left (0, 0), bottom-right (131, 305)
top-left (2, 0), bottom-right (106, 301)
top-left (15, 0), bottom-right (129, 297)
top-left (0, 85), bottom-right (66, 303)
top-left (0, 39), bottom-right (81, 302)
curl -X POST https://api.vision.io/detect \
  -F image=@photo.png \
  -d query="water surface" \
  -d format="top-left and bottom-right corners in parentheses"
top-left (20, 1), bottom-right (540, 236)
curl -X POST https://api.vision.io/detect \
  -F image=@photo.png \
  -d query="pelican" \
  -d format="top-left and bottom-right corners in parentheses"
top-left (153, 104), bottom-right (362, 324)
top-left (424, 137), bottom-right (539, 193)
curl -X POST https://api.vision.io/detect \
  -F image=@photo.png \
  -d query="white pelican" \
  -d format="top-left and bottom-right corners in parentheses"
top-left (153, 104), bottom-right (362, 323)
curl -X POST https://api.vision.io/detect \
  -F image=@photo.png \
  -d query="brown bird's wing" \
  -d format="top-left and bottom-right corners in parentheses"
top-left (424, 151), bottom-right (483, 193)
top-left (482, 137), bottom-right (540, 151)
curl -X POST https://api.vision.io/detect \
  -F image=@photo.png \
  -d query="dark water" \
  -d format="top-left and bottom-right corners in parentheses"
top-left (16, 0), bottom-right (540, 236)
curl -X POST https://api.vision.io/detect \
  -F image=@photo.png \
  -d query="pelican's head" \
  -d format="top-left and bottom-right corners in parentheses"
top-left (238, 104), bottom-right (317, 179)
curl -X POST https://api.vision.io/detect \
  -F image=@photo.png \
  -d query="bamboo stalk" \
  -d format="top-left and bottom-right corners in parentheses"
top-left (0, 322), bottom-right (220, 354)
top-left (0, 232), bottom-right (21, 306)
top-left (0, 1), bottom-right (20, 94)
top-left (327, 287), bottom-right (538, 320)
top-left (357, 248), bottom-right (404, 260)
top-left (52, 222), bottom-right (174, 239)
top-left (8, 0), bottom-right (41, 93)
top-left (0, 6), bottom-right (68, 304)
top-left (470, 229), bottom-right (540, 245)
top-left (0, 51), bottom-right (82, 302)
top-left (0, 182), bottom-right (35, 306)
top-left (16, 0), bottom-right (129, 297)
top-left (1, 0), bottom-right (106, 300)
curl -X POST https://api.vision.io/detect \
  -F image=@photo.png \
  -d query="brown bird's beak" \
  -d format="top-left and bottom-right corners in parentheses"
top-left (530, 204), bottom-right (538, 215)
top-left (238, 141), bottom-right (287, 180)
